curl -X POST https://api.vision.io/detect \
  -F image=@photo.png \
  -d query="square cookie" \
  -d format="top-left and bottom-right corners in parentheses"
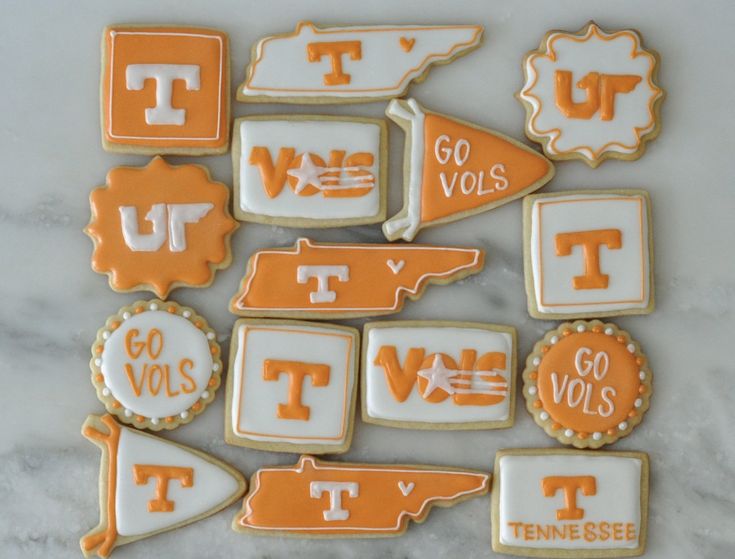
top-left (233, 115), bottom-right (387, 227)
top-left (524, 190), bottom-right (654, 318)
top-left (491, 448), bottom-right (649, 557)
top-left (225, 319), bottom-right (358, 454)
top-left (101, 25), bottom-right (229, 154)
top-left (362, 321), bottom-right (516, 429)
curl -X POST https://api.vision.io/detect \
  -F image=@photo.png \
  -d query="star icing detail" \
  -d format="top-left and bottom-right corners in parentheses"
top-left (286, 153), bottom-right (324, 193)
top-left (417, 355), bottom-right (458, 397)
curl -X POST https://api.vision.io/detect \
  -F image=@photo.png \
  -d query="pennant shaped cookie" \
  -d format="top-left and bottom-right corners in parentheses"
top-left (383, 98), bottom-right (554, 241)
top-left (238, 22), bottom-right (483, 103)
top-left (233, 455), bottom-right (489, 536)
top-left (229, 237), bottom-right (484, 318)
top-left (80, 415), bottom-right (246, 558)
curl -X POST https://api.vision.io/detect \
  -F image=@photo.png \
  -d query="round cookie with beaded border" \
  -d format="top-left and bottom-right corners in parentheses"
top-left (90, 299), bottom-right (223, 431)
top-left (523, 320), bottom-right (652, 449)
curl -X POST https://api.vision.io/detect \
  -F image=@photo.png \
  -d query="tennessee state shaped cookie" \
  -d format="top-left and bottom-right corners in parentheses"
top-left (233, 115), bottom-right (387, 227)
top-left (523, 190), bottom-right (654, 319)
top-left (229, 238), bottom-right (485, 319)
top-left (90, 300), bottom-right (222, 431)
top-left (81, 414), bottom-right (246, 558)
top-left (523, 321), bottom-right (652, 448)
top-left (85, 157), bottom-right (238, 298)
top-left (225, 319), bottom-right (359, 454)
top-left (492, 449), bottom-right (649, 557)
top-left (384, 98), bottom-right (554, 241)
top-left (232, 455), bottom-right (489, 537)
top-left (238, 22), bottom-right (483, 104)
top-left (101, 25), bottom-right (230, 155)
top-left (362, 321), bottom-right (516, 429)
top-left (519, 22), bottom-right (663, 167)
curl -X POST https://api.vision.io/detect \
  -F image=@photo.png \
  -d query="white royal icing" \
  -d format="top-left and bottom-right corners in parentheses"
top-left (100, 310), bottom-right (213, 419)
top-left (125, 64), bottom-right (200, 125)
top-left (115, 426), bottom-right (241, 536)
top-left (529, 192), bottom-right (651, 314)
top-left (365, 325), bottom-right (513, 424)
top-left (498, 453), bottom-right (643, 550)
top-left (230, 322), bottom-right (356, 446)
top-left (238, 118), bottom-right (383, 221)
top-left (241, 22), bottom-right (482, 99)
top-left (119, 203), bottom-right (213, 252)
top-left (520, 25), bottom-right (662, 161)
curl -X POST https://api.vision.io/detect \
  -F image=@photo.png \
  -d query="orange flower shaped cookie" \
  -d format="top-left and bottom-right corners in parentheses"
top-left (523, 321), bottom-right (652, 449)
top-left (519, 22), bottom-right (663, 167)
top-left (86, 157), bottom-right (238, 298)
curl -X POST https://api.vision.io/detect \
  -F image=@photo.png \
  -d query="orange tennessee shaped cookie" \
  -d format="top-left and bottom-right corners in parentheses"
top-left (80, 414), bottom-right (246, 558)
top-left (384, 98), bottom-right (554, 241)
top-left (229, 237), bottom-right (484, 318)
top-left (86, 157), bottom-right (238, 298)
top-left (233, 455), bottom-right (489, 536)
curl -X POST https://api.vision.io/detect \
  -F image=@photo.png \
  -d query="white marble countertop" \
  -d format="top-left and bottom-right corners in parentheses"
top-left (1, 0), bottom-right (734, 557)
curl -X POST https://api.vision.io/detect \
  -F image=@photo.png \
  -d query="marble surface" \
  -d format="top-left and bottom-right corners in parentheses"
top-left (1, 0), bottom-right (734, 557)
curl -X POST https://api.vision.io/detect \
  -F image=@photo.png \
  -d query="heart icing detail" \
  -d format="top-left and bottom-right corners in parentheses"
top-left (387, 259), bottom-right (405, 274)
top-left (398, 481), bottom-right (415, 496)
top-left (399, 37), bottom-right (415, 53)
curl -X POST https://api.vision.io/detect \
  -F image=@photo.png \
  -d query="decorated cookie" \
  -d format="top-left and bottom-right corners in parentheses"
top-left (229, 237), bottom-right (484, 318)
top-left (384, 98), bottom-right (554, 241)
top-left (90, 300), bottom-right (222, 431)
top-left (237, 21), bottom-right (483, 103)
top-left (81, 414), bottom-right (246, 558)
top-left (362, 321), bottom-right (516, 429)
top-left (225, 319), bottom-right (358, 454)
top-left (232, 455), bottom-right (489, 536)
top-left (491, 448), bottom-right (649, 557)
top-left (523, 321), bottom-right (652, 448)
top-left (519, 22), bottom-right (663, 167)
top-left (523, 190), bottom-right (654, 319)
top-left (233, 115), bottom-right (387, 226)
top-left (101, 25), bottom-right (230, 154)
top-left (85, 157), bottom-right (238, 298)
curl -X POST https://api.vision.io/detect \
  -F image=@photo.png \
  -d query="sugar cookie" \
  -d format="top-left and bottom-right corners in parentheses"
top-left (225, 319), bottom-right (359, 454)
top-left (229, 237), bottom-right (485, 318)
top-left (80, 414), bottom-right (245, 558)
top-left (232, 455), bottom-right (489, 537)
top-left (85, 157), bottom-right (238, 298)
top-left (384, 98), bottom-right (554, 241)
top-left (90, 299), bottom-right (222, 431)
top-left (492, 448), bottom-right (649, 557)
top-left (232, 115), bottom-right (387, 226)
top-left (522, 320), bottom-right (652, 448)
top-left (519, 22), bottom-right (663, 167)
top-left (101, 25), bottom-right (230, 154)
top-left (362, 321), bottom-right (516, 429)
top-left (523, 189), bottom-right (654, 319)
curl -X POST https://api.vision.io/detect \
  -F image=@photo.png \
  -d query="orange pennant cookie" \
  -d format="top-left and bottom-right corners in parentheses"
top-left (519, 22), bottom-right (663, 167)
top-left (80, 415), bottom-right (246, 558)
top-left (229, 238), bottom-right (485, 318)
top-left (86, 157), bottom-right (238, 298)
top-left (384, 98), bottom-right (554, 241)
top-left (523, 321), bottom-right (653, 448)
top-left (101, 25), bottom-right (230, 154)
top-left (232, 455), bottom-right (489, 536)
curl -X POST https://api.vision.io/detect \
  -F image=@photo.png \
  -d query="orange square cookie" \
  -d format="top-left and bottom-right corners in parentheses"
top-left (101, 25), bottom-right (229, 154)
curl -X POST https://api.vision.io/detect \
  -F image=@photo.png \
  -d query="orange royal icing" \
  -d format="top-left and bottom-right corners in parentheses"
top-left (132, 464), bottom-right (194, 512)
top-left (541, 475), bottom-right (597, 520)
top-left (306, 41), bottom-right (362, 85)
top-left (229, 238), bottom-right (484, 318)
top-left (235, 455), bottom-right (489, 534)
top-left (555, 229), bottom-right (622, 289)
top-left (262, 359), bottom-right (331, 420)
top-left (102, 25), bottom-right (229, 151)
top-left (536, 331), bottom-right (640, 434)
top-left (86, 157), bottom-right (237, 298)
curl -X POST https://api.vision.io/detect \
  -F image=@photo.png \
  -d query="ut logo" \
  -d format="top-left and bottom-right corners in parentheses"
top-left (307, 41), bottom-right (362, 85)
top-left (555, 229), bottom-right (622, 290)
top-left (249, 147), bottom-right (375, 199)
top-left (555, 70), bottom-right (641, 120)
top-left (125, 64), bottom-right (200, 126)
top-left (119, 203), bottom-right (213, 252)
top-left (374, 346), bottom-right (508, 406)
top-left (542, 475), bottom-right (597, 520)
